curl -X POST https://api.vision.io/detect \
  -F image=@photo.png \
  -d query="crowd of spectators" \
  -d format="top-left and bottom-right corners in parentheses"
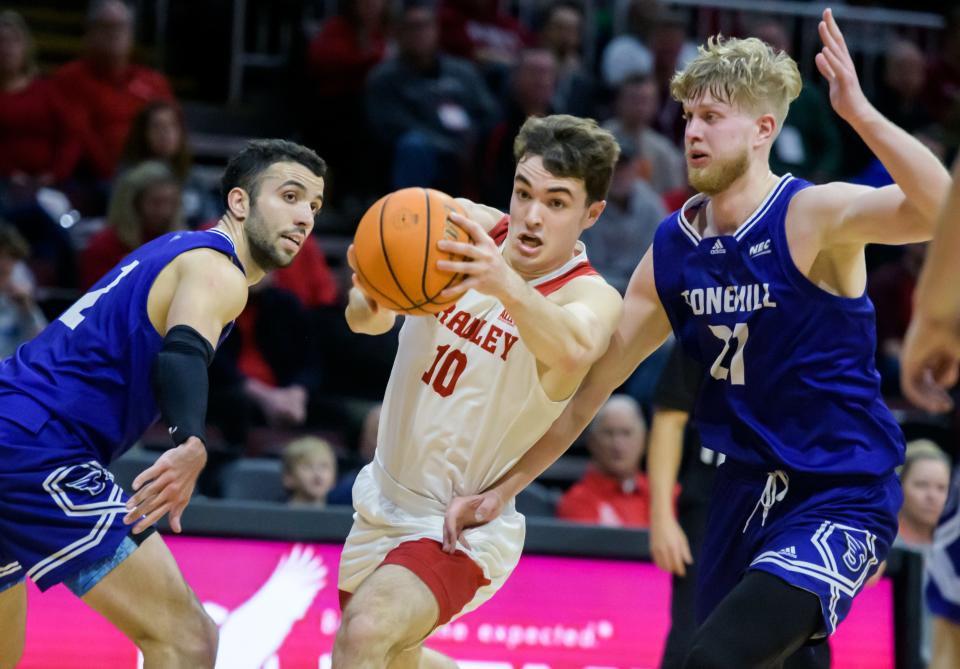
top-left (1, 0), bottom-right (958, 540)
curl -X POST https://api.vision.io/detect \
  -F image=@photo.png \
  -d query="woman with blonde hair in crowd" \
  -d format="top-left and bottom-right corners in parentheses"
top-left (80, 161), bottom-right (184, 289)
top-left (898, 439), bottom-right (952, 548)
top-left (119, 100), bottom-right (221, 227)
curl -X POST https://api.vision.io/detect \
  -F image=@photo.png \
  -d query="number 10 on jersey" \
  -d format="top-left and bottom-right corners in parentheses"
top-left (422, 345), bottom-right (467, 397)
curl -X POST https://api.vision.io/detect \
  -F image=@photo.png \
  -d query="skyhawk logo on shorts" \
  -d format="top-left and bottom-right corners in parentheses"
top-left (749, 239), bottom-right (772, 257)
top-left (842, 532), bottom-right (869, 571)
top-left (64, 466), bottom-right (109, 496)
top-left (710, 239), bottom-right (726, 255)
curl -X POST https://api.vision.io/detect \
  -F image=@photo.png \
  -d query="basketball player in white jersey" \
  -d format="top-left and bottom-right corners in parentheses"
top-left (443, 10), bottom-right (951, 668)
top-left (902, 155), bottom-right (960, 669)
top-left (332, 115), bottom-right (624, 669)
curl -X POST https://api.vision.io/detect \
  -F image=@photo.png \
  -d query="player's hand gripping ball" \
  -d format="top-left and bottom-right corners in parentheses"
top-left (352, 187), bottom-right (471, 314)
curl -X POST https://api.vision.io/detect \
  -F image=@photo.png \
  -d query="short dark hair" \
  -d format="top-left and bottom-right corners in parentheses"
top-left (220, 139), bottom-right (327, 209)
top-left (513, 114), bottom-right (620, 203)
top-left (0, 221), bottom-right (30, 259)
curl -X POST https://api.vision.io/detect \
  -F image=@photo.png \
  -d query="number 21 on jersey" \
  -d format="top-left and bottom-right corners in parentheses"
top-left (709, 322), bottom-right (748, 385)
top-left (422, 344), bottom-right (467, 397)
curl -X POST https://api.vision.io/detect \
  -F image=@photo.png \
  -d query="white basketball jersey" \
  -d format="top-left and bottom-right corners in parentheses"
top-left (376, 218), bottom-right (600, 504)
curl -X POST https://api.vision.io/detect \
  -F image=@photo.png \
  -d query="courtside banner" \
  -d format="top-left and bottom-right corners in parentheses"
top-left (21, 535), bottom-right (893, 668)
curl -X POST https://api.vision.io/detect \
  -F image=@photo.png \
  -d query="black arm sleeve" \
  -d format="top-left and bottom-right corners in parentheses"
top-left (152, 325), bottom-right (216, 446)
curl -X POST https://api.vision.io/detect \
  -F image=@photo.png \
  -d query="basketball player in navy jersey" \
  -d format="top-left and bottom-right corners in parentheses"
top-left (0, 139), bottom-right (326, 668)
top-left (901, 156), bottom-right (960, 669)
top-left (443, 9), bottom-right (952, 667)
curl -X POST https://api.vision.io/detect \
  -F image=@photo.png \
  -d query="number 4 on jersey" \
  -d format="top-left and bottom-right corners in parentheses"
top-left (422, 344), bottom-right (468, 397)
top-left (708, 322), bottom-right (748, 385)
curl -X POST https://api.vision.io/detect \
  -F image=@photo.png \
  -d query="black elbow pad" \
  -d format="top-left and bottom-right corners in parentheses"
top-left (152, 325), bottom-right (215, 446)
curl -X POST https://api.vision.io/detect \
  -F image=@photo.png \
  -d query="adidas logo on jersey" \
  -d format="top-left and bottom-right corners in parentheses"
top-left (749, 239), bottom-right (772, 257)
top-left (710, 239), bottom-right (726, 255)
top-left (497, 309), bottom-right (515, 326)
top-left (778, 546), bottom-right (797, 558)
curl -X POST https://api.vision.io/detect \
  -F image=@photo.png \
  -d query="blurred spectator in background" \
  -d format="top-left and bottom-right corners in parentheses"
top-left (537, 0), bottom-right (597, 118)
top-left (80, 161), bottom-right (184, 289)
top-left (877, 40), bottom-right (932, 134)
top-left (558, 394), bottom-right (667, 528)
top-left (0, 11), bottom-right (83, 290)
top-left (52, 0), bottom-right (175, 180)
top-left (751, 18), bottom-right (842, 184)
top-left (924, 8), bottom-right (960, 130)
top-left (0, 11), bottom-right (83, 188)
top-left (898, 440), bottom-right (951, 549)
top-left (601, 0), bottom-right (657, 89)
top-left (281, 436), bottom-right (338, 508)
top-left (439, 0), bottom-right (533, 92)
top-left (479, 48), bottom-right (557, 209)
top-left (366, 1), bottom-right (498, 194)
top-left (306, 0), bottom-right (388, 201)
top-left (119, 100), bottom-right (220, 227)
top-left (327, 403), bottom-right (381, 505)
top-left (579, 137), bottom-right (666, 295)
top-left (867, 243), bottom-right (927, 396)
top-left (604, 75), bottom-right (686, 196)
top-left (0, 221), bottom-right (46, 359)
top-left (207, 278), bottom-right (320, 443)
top-left (650, 10), bottom-right (699, 146)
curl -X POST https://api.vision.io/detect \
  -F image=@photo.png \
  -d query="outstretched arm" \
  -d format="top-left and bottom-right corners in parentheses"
top-left (804, 9), bottom-right (950, 248)
top-left (901, 156), bottom-right (960, 413)
top-left (442, 247), bottom-right (672, 550)
top-left (125, 249), bottom-right (248, 533)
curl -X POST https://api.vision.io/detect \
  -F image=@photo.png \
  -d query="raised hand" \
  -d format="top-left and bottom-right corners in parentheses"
top-left (815, 8), bottom-right (873, 124)
top-left (123, 436), bottom-right (206, 534)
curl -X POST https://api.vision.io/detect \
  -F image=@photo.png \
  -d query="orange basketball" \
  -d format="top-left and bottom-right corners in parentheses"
top-left (352, 188), bottom-right (471, 314)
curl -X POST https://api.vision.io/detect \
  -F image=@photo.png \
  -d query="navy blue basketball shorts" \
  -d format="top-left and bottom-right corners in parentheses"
top-left (697, 459), bottom-right (901, 638)
top-left (0, 414), bottom-right (135, 595)
top-left (927, 469), bottom-right (960, 624)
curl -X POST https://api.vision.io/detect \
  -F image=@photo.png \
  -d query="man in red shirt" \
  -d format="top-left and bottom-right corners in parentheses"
top-left (558, 393), bottom-right (672, 528)
top-left (52, 0), bottom-right (174, 179)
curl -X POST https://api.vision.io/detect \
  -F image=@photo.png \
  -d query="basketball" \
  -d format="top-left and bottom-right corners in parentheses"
top-left (352, 187), bottom-right (471, 314)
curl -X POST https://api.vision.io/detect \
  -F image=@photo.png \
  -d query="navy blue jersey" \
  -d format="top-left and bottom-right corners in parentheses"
top-left (0, 229), bottom-right (242, 463)
top-left (652, 174), bottom-right (904, 476)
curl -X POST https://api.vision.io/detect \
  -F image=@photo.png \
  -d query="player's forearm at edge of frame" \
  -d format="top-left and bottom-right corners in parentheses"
top-left (847, 105), bottom-right (951, 223)
top-left (914, 156), bottom-right (960, 323)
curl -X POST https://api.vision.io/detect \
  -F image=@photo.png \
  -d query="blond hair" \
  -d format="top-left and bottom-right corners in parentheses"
top-left (670, 36), bottom-right (801, 126)
top-left (281, 436), bottom-right (336, 474)
top-left (106, 161), bottom-right (184, 248)
top-left (900, 439), bottom-right (950, 482)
